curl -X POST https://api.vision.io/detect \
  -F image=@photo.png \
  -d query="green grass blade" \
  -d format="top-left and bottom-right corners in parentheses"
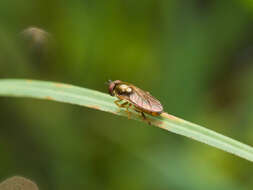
top-left (0, 79), bottom-right (253, 162)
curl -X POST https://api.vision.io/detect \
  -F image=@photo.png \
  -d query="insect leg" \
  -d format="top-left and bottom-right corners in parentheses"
top-left (114, 99), bottom-right (123, 107)
top-left (141, 112), bottom-right (151, 125)
top-left (126, 103), bottom-right (132, 119)
top-left (133, 107), bottom-right (151, 125)
top-left (119, 102), bottom-right (132, 119)
top-left (115, 100), bottom-right (128, 108)
top-left (114, 100), bottom-right (132, 118)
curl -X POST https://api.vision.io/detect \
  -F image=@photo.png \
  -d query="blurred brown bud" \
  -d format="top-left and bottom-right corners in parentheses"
top-left (0, 176), bottom-right (39, 190)
top-left (21, 26), bottom-right (50, 47)
top-left (21, 26), bottom-right (53, 65)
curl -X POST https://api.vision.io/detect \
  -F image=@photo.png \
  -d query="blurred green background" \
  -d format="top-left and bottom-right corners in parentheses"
top-left (1, 0), bottom-right (253, 189)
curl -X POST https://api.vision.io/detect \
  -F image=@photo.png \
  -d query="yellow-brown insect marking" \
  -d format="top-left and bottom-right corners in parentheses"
top-left (118, 84), bottom-right (132, 94)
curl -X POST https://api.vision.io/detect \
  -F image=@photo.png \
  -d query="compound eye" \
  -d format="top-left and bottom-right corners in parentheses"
top-left (108, 82), bottom-right (116, 96)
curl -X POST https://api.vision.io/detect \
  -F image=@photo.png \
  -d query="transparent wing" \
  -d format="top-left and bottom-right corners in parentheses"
top-left (129, 85), bottom-right (163, 113)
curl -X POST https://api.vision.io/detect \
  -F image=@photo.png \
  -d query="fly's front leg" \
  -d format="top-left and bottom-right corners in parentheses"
top-left (114, 99), bottom-right (131, 119)
top-left (114, 99), bottom-right (128, 108)
top-left (120, 102), bottom-right (132, 119)
top-left (114, 99), bottom-right (123, 108)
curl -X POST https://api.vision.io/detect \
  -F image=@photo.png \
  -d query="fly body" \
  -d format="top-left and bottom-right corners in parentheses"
top-left (108, 80), bottom-right (163, 124)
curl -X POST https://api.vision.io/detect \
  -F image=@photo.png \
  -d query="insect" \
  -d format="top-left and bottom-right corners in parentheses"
top-left (107, 80), bottom-right (163, 124)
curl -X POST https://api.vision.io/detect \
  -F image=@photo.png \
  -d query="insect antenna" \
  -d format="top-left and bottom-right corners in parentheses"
top-left (105, 80), bottom-right (112, 85)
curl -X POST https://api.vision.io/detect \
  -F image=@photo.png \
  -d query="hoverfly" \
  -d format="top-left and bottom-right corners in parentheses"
top-left (108, 80), bottom-right (163, 124)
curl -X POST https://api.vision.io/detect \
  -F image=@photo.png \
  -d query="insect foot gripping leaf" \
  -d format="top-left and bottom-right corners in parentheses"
top-left (107, 80), bottom-right (163, 125)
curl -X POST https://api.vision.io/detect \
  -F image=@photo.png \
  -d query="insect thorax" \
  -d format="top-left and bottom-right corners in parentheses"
top-left (116, 84), bottom-right (133, 95)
